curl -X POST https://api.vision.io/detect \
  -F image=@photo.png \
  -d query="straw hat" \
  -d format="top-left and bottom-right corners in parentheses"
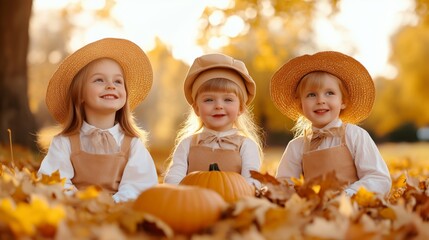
top-left (270, 51), bottom-right (375, 123)
top-left (45, 38), bottom-right (152, 124)
top-left (184, 53), bottom-right (255, 105)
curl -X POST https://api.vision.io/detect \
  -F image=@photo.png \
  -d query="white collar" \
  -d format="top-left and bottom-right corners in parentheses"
top-left (201, 127), bottom-right (238, 137)
top-left (312, 118), bottom-right (343, 131)
top-left (81, 121), bottom-right (121, 135)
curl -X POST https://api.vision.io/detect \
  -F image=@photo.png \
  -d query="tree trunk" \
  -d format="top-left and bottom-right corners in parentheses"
top-left (0, 0), bottom-right (37, 149)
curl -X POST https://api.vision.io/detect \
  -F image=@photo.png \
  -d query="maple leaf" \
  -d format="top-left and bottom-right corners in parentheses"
top-left (285, 193), bottom-right (316, 217)
top-left (250, 171), bottom-right (295, 206)
top-left (250, 170), bottom-right (280, 185)
top-left (39, 170), bottom-right (66, 186)
top-left (352, 187), bottom-right (381, 208)
top-left (291, 174), bottom-right (304, 186)
top-left (392, 173), bottom-right (407, 188)
top-left (0, 195), bottom-right (65, 236)
top-left (76, 185), bottom-right (101, 200)
top-left (295, 171), bottom-right (345, 204)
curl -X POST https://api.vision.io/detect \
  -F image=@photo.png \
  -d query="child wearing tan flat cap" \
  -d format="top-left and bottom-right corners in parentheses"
top-left (38, 38), bottom-right (158, 202)
top-left (270, 51), bottom-right (391, 196)
top-left (164, 53), bottom-right (263, 186)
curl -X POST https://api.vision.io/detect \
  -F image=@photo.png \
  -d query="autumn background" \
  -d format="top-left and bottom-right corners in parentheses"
top-left (2, 0), bottom-right (429, 239)
top-left (0, 0), bottom-right (428, 175)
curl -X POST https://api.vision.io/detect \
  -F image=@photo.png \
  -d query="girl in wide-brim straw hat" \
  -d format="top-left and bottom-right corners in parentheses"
top-left (39, 38), bottom-right (158, 202)
top-left (164, 53), bottom-right (263, 187)
top-left (270, 51), bottom-right (391, 196)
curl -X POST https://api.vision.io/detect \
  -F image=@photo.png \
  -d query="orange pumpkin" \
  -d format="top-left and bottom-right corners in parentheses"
top-left (180, 163), bottom-right (255, 203)
top-left (133, 184), bottom-right (226, 235)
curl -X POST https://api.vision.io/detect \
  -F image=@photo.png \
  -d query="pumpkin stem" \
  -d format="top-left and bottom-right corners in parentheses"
top-left (209, 163), bottom-right (221, 171)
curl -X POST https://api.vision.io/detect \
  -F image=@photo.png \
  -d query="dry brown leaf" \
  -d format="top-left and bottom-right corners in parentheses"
top-left (345, 221), bottom-right (378, 240)
top-left (249, 171), bottom-right (296, 206)
top-left (305, 216), bottom-right (349, 239)
top-left (337, 193), bottom-right (356, 218)
top-left (250, 170), bottom-right (281, 185)
top-left (284, 193), bottom-right (316, 217)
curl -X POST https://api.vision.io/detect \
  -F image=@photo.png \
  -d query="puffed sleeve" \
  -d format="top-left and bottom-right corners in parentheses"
top-left (345, 125), bottom-right (392, 195)
top-left (163, 137), bottom-right (192, 184)
top-left (275, 137), bottom-right (305, 184)
top-left (37, 135), bottom-right (76, 190)
top-left (240, 138), bottom-right (262, 187)
top-left (113, 138), bottom-right (158, 202)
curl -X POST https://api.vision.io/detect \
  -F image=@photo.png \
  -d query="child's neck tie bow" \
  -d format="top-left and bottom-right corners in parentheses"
top-left (309, 127), bottom-right (342, 151)
top-left (198, 132), bottom-right (241, 150)
top-left (86, 128), bottom-right (119, 154)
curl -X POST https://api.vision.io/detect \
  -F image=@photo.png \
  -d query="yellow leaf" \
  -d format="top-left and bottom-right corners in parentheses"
top-left (353, 187), bottom-right (377, 207)
top-left (40, 170), bottom-right (66, 186)
top-left (291, 174), bottom-right (304, 186)
top-left (76, 185), bottom-right (101, 200)
top-left (311, 185), bottom-right (321, 194)
top-left (262, 207), bottom-right (289, 230)
top-left (1, 172), bottom-right (17, 186)
top-left (392, 173), bottom-right (407, 188)
top-left (0, 196), bottom-right (63, 235)
top-left (379, 207), bottom-right (396, 221)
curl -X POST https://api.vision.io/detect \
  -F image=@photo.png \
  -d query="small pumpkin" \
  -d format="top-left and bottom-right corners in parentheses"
top-left (133, 184), bottom-right (226, 235)
top-left (180, 163), bottom-right (255, 203)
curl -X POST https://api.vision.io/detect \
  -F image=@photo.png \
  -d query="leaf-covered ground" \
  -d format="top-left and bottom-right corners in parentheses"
top-left (1, 143), bottom-right (429, 239)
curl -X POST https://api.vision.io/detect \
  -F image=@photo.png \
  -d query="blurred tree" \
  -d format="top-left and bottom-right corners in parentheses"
top-left (367, 78), bottom-right (404, 136)
top-left (137, 38), bottom-right (189, 148)
top-left (196, 0), bottom-right (339, 144)
top-left (29, 8), bottom-right (74, 129)
top-left (391, 24), bottom-right (429, 126)
top-left (368, 0), bottom-right (429, 137)
top-left (0, 0), bottom-right (37, 149)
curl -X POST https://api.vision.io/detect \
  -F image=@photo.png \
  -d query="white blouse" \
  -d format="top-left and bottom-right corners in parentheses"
top-left (38, 122), bottom-right (158, 202)
top-left (276, 119), bottom-right (392, 195)
top-left (164, 128), bottom-right (261, 187)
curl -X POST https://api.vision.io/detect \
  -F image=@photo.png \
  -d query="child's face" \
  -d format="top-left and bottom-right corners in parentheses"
top-left (82, 59), bottom-right (127, 122)
top-left (193, 91), bottom-right (242, 132)
top-left (299, 75), bottom-right (345, 128)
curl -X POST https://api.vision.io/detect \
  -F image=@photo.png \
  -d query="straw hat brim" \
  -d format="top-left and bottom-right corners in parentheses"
top-left (45, 38), bottom-right (152, 124)
top-left (184, 53), bottom-right (255, 105)
top-left (270, 51), bottom-right (375, 123)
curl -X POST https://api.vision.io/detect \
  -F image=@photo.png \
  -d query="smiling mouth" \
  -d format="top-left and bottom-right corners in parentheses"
top-left (314, 109), bottom-right (328, 113)
top-left (100, 94), bottom-right (118, 99)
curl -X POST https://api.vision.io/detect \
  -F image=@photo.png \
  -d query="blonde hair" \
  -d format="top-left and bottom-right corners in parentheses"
top-left (292, 71), bottom-right (349, 137)
top-left (60, 58), bottom-right (148, 144)
top-left (174, 78), bottom-right (263, 158)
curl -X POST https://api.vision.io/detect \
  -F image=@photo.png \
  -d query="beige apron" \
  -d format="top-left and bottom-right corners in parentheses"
top-left (187, 133), bottom-right (244, 173)
top-left (69, 134), bottom-right (132, 194)
top-left (302, 125), bottom-right (358, 183)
